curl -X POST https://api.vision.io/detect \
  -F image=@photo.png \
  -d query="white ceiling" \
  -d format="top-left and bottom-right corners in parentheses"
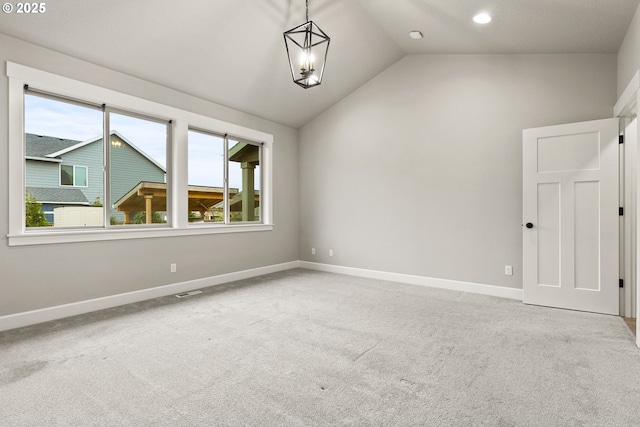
top-left (0, 0), bottom-right (638, 128)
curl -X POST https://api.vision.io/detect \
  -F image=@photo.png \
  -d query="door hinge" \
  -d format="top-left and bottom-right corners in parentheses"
top-left (620, 207), bottom-right (624, 216)
top-left (620, 135), bottom-right (624, 144)
top-left (620, 279), bottom-right (624, 288)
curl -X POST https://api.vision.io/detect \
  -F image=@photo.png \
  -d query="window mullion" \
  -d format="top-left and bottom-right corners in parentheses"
top-left (224, 134), bottom-right (230, 225)
top-left (103, 105), bottom-right (110, 228)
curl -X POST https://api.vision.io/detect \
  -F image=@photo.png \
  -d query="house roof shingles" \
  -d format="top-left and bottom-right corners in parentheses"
top-left (25, 134), bottom-right (80, 158)
top-left (26, 187), bottom-right (89, 205)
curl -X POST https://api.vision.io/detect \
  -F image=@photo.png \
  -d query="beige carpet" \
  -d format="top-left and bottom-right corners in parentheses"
top-left (1, 268), bottom-right (639, 426)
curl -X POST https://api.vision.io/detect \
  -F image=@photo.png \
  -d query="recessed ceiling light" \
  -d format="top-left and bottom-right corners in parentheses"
top-left (409, 31), bottom-right (423, 40)
top-left (473, 13), bottom-right (492, 24)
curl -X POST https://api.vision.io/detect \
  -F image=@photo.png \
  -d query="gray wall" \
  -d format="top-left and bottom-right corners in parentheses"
top-left (618, 3), bottom-right (640, 97)
top-left (0, 33), bottom-right (299, 316)
top-left (299, 54), bottom-right (617, 289)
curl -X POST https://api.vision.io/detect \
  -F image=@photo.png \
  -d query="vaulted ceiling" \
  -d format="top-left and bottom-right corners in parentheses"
top-left (1, 0), bottom-right (638, 128)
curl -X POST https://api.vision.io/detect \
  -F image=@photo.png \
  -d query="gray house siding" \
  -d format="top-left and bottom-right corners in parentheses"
top-left (109, 136), bottom-right (165, 223)
top-left (61, 140), bottom-right (104, 206)
top-left (110, 141), bottom-right (164, 203)
top-left (25, 160), bottom-right (60, 188)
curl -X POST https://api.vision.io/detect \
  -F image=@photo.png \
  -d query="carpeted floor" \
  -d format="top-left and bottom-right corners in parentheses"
top-left (1, 268), bottom-right (639, 427)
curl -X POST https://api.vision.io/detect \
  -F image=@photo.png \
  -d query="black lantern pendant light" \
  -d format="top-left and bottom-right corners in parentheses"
top-left (283, 0), bottom-right (330, 89)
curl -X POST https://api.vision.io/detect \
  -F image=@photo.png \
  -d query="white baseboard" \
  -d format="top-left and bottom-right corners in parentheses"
top-left (299, 261), bottom-right (523, 301)
top-left (0, 260), bottom-right (523, 332)
top-left (0, 261), bottom-right (300, 332)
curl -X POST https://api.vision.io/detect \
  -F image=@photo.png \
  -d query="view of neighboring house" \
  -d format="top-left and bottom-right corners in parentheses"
top-left (25, 131), bottom-right (166, 226)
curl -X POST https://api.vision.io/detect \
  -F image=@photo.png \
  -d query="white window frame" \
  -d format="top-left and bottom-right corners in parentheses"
top-left (105, 107), bottom-right (172, 228)
top-left (187, 129), bottom-right (264, 225)
top-left (59, 164), bottom-right (88, 188)
top-left (7, 62), bottom-right (274, 246)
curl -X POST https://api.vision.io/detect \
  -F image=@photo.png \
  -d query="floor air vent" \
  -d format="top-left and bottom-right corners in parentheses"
top-left (175, 290), bottom-right (203, 298)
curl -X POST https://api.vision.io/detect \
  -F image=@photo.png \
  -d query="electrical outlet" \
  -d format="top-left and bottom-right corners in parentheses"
top-left (505, 265), bottom-right (513, 276)
top-left (171, 263), bottom-right (177, 273)
top-left (329, 249), bottom-right (333, 257)
top-left (311, 247), bottom-right (316, 255)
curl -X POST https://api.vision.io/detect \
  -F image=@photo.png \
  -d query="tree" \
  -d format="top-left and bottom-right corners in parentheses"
top-left (25, 191), bottom-right (49, 227)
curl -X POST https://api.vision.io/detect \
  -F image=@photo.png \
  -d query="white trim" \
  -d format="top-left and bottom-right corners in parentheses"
top-left (614, 71), bottom-right (640, 347)
top-left (8, 73), bottom-right (25, 237)
top-left (615, 70), bottom-right (639, 118)
top-left (9, 223), bottom-right (274, 246)
top-left (299, 261), bottom-right (523, 300)
top-left (0, 261), bottom-right (300, 332)
top-left (47, 136), bottom-right (98, 158)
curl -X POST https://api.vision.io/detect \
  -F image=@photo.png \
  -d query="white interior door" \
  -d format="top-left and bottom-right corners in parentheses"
top-left (523, 118), bottom-right (619, 315)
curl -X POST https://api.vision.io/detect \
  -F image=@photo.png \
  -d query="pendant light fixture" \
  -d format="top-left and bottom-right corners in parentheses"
top-left (283, 0), bottom-right (330, 89)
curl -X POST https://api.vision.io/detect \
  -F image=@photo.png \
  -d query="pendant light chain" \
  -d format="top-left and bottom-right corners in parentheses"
top-left (306, 0), bottom-right (309, 22)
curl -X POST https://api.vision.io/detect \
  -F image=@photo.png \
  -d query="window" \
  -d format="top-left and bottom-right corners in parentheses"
top-left (188, 130), bottom-right (225, 223)
top-left (187, 131), bottom-right (262, 224)
top-left (60, 165), bottom-right (88, 187)
top-left (108, 112), bottom-right (169, 226)
top-left (23, 91), bottom-right (170, 229)
top-left (24, 92), bottom-right (103, 228)
top-left (228, 138), bottom-right (261, 223)
top-left (8, 62), bottom-right (273, 245)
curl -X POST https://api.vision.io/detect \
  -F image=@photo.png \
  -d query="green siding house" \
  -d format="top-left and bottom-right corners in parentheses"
top-left (25, 131), bottom-right (166, 225)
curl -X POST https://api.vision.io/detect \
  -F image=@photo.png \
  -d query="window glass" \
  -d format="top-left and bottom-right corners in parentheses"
top-left (228, 138), bottom-right (261, 222)
top-left (108, 112), bottom-right (168, 225)
top-left (75, 166), bottom-right (88, 187)
top-left (187, 130), bottom-right (224, 223)
top-left (60, 165), bottom-right (73, 186)
top-left (24, 93), bottom-right (103, 228)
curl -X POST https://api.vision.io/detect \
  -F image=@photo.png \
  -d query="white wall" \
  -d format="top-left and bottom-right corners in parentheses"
top-left (0, 33), bottom-right (299, 316)
top-left (618, 3), bottom-right (640, 97)
top-left (299, 54), bottom-right (616, 289)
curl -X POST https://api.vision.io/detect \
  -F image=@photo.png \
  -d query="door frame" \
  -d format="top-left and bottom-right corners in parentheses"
top-left (614, 70), bottom-right (639, 348)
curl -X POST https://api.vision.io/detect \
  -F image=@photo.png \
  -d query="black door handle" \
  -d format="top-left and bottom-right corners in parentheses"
top-left (526, 223), bottom-right (534, 229)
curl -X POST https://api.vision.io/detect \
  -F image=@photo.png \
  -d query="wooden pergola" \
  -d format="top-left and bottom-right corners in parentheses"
top-left (113, 182), bottom-right (259, 224)
top-left (114, 142), bottom-right (261, 224)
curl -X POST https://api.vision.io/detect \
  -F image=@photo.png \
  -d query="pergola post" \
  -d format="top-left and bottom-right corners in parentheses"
top-left (144, 193), bottom-right (153, 224)
top-left (241, 162), bottom-right (256, 221)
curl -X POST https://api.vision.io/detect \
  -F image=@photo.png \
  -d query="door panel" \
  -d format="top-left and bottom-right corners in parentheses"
top-left (574, 181), bottom-right (600, 291)
top-left (537, 132), bottom-right (600, 173)
top-left (523, 118), bottom-right (619, 315)
top-left (537, 183), bottom-right (560, 287)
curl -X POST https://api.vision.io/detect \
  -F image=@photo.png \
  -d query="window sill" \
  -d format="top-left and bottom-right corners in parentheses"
top-left (7, 223), bottom-right (274, 246)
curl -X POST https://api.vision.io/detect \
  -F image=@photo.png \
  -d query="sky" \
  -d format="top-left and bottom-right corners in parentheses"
top-left (25, 94), bottom-right (258, 190)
